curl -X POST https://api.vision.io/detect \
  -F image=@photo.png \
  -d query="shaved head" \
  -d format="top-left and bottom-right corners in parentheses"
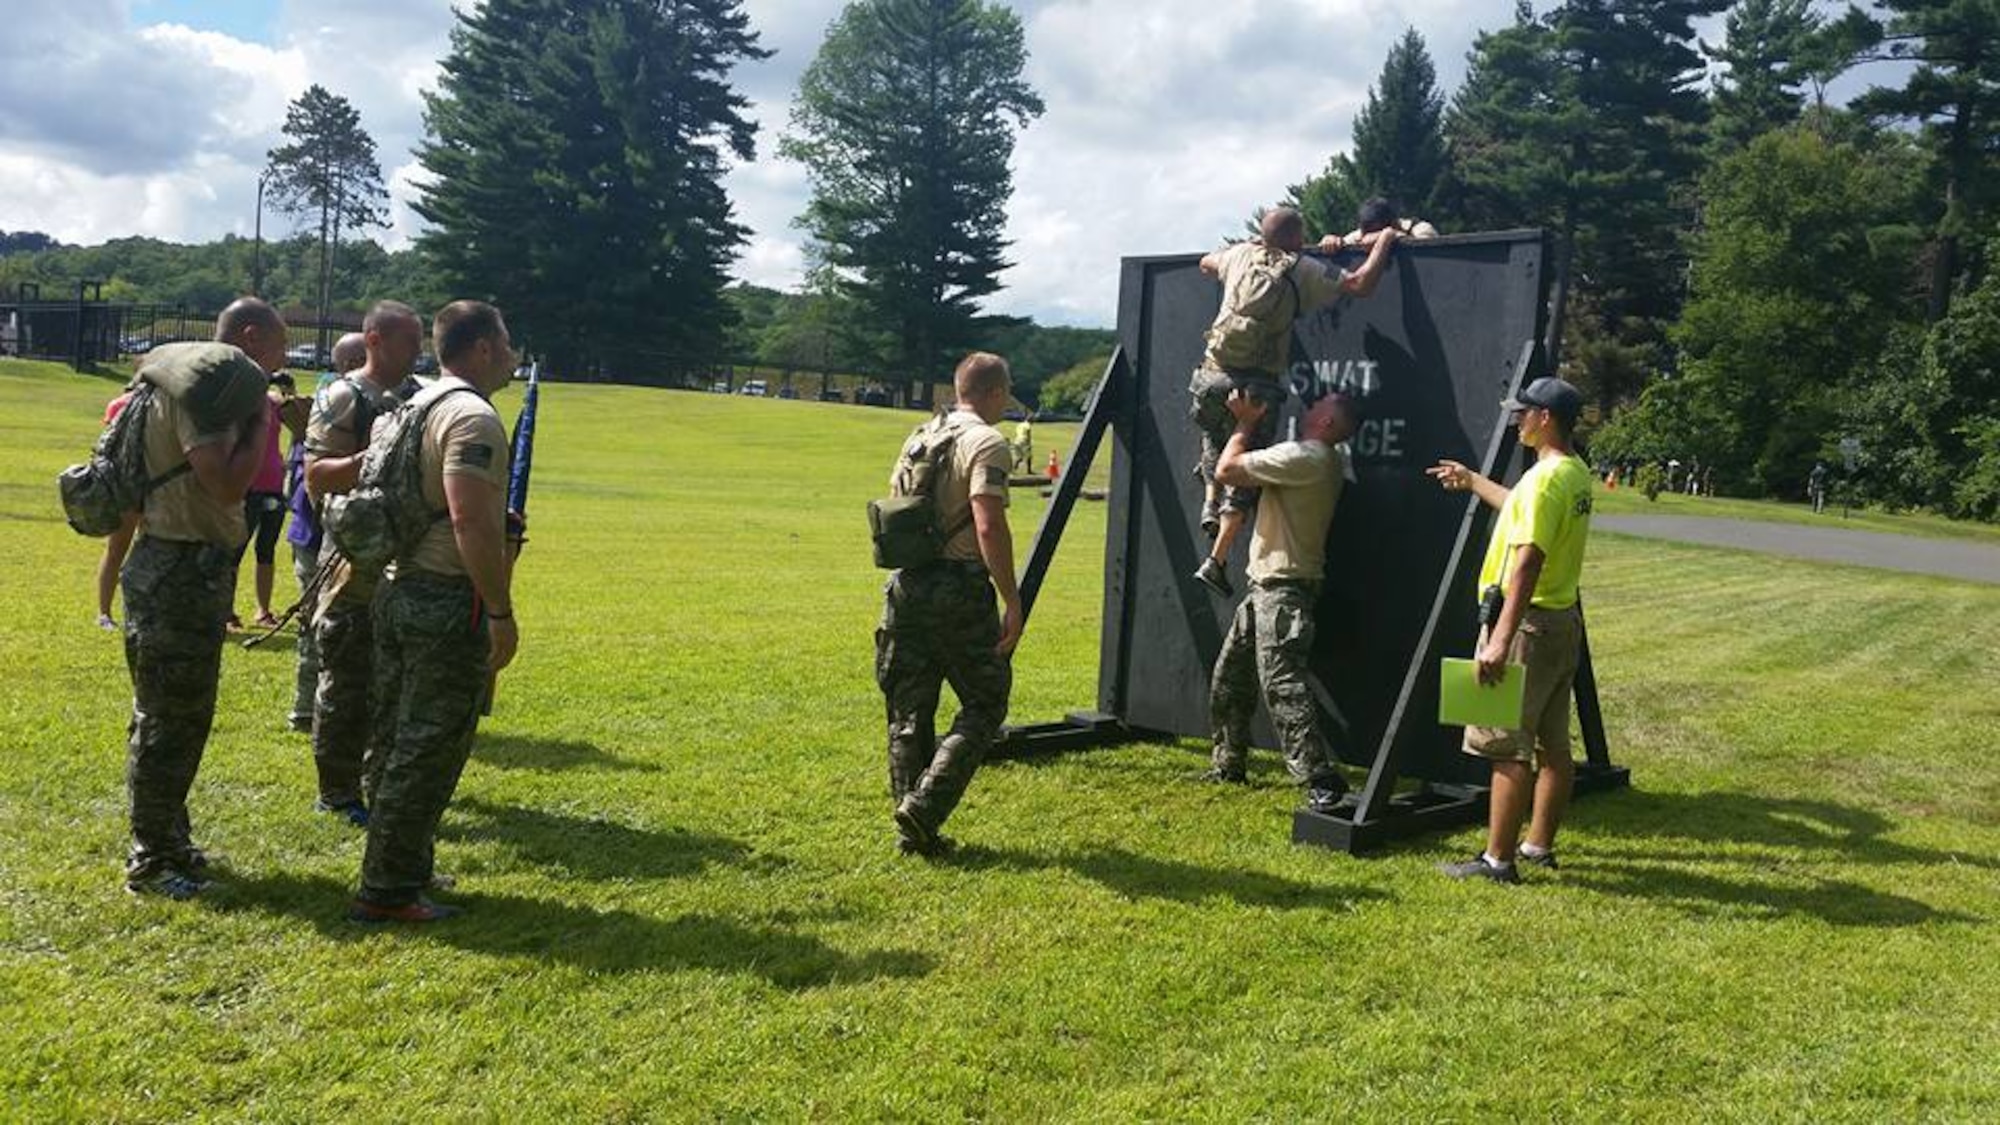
top-left (363, 300), bottom-right (420, 335)
top-left (953, 352), bottom-right (1011, 401)
top-left (1260, 207), bottom-right (1306, 252)
top-left (214, 297), bottom-right (287, 374)
top-left (331, 332), bottom-right (367, 374)
top-left (214, 297), bottom-right (283, 344)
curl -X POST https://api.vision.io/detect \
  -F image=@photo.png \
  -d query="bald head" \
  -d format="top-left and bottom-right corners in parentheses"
top-left (214, 297), bottom-right (287, 374)
top-left (331, 332), bottom-right (367, 374)
top-left (1260, 207), bottom-right (1306, 252)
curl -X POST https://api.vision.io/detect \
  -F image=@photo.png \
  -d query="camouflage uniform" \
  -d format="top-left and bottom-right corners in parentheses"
top-left (1189, 367), bottom-right (1285, 516)
top-left (876, 560), bottom-right (1013, 830)
top-left (357, 571), bottom-right (488, 907)
top-left (1208, 580), bottom-right (1341, 787)
top-left (122, 537), bottom-right (234, 881)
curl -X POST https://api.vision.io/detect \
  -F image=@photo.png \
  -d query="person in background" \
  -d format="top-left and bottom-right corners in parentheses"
top-left (230, 379), bottom-right (291, 628)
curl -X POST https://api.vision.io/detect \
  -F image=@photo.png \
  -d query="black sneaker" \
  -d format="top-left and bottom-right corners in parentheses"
top-left (314, 798), bottom-right (369, 829)
top-left (1193, 558), bottom-right (1234, 598)
top-left (1518, 849), bottom-right (1558, 870)
top-left (127, 868), bottom-right (212, 901)
top-left (1440, 855), bottom-right (1521, 884)
top-left (1191, 766), bottom-right (1248, 785)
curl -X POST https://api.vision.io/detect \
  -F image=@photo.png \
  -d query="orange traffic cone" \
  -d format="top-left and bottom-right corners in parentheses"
top-left (1046, 450), bottom-right (1061, 480)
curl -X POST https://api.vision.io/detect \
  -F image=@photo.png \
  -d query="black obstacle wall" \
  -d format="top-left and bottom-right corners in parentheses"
top-left (1098, 230), bottom-right (1550, 787)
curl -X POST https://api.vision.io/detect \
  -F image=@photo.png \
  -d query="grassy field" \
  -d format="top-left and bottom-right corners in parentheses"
top-left (3, 356), bottom-right (1998, 1120)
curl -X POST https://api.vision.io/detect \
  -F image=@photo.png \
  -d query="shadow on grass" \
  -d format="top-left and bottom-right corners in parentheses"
top-left (208, 871), bottom-right (933, 990)
top-left (1568, 789), bottom-right (1987, 927)
top-left (474, 733), bottom-right (659, 774)
top-left (443, 798), bottom-right (787, 881)
top-left (947, 844), bottom-right (1389, 911)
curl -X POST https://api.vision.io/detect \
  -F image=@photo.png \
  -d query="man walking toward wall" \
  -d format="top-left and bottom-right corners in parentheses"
top-left (875, 352), bottom-right (1023, 858)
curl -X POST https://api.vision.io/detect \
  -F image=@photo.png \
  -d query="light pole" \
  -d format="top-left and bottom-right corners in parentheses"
top-left (252, 169), bottom-right (270, 295)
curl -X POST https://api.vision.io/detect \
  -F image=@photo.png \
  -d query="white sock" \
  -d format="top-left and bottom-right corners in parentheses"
top-left (1481, 852), bottom-right (1514, 870)
top-left (1520, 843), bottom-right (1552, 859)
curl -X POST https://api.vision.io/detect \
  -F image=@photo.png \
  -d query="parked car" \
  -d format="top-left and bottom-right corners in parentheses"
top-left (414, 353), bottom-right (439, 375)
top-left (776, 384), bottom-right (799, 400)
top-left (739, 379), bottom-right (768, 397)
top-left (709, 380), bottom-right (731, 393)
top-left (285, 343), bottom-right (324, 369)
top-left (858, 385), bottom-right (892, 408)
top-left (818, 388), bottom-right (845, 402)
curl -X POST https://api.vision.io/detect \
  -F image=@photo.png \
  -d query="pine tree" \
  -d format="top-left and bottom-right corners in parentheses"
top-left (1445, 0), bottom-right (1726, 391)
top-left (415, 0), bottom-right (769, 373)
top-left (1851, 0), bottom-right (2000, 320)
top-left (1285, 29), bottom-right (1448, 238)
top-left (780, 0), bottom-right (1043, 379)
top-left (263, 85), bottom-right (388, 344)
top-left (1703, 0), bottom-right (1819, 153)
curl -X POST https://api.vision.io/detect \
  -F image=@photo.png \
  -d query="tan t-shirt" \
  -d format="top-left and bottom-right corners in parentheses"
top-left (139, 389), bottom-right (249, 547)
top-left (401, 376), bottom-right (509, 578)
top-left (1241, 439), bottom-right (1347, 583)
top-left (309, 373), bottom-right (423, 606)
top-left (897, 410), bottom-right (1010, 564)
top-left (305, 373), bottom-right (422, 460)
top-left (1202, 241), bottom-right (1351, 375)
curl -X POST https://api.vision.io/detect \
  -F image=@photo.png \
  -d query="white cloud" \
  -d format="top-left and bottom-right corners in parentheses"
top-left (0, 0), bottom-right (1888, 327)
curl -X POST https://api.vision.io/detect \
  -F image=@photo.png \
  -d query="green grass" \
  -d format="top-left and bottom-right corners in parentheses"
top-left (1593, 478), bottom-right (2000, 544)
top-left (4, 356), bottom-right (1998, 1120)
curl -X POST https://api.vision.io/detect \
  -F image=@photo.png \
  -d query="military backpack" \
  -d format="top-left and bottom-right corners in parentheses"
top-left (1205, 247), bottom-right (1301, 371)
top-left (868, 414), bottom-right (975, 570)
top-left (55, 342), bottom-right (267, 537)
top-left (323, 384), bottom-right (474, 581)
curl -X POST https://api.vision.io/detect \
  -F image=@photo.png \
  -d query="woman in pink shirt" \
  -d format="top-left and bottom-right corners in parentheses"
top-left (232, 390), bottom-right (290, 627)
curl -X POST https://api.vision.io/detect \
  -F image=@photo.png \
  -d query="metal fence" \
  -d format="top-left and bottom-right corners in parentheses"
top-left (0, 294), bottom-right (362, 372)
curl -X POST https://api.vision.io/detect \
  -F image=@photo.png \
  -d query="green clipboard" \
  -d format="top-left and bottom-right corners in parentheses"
top-left (1439, 658), bottom-right (1527, 730)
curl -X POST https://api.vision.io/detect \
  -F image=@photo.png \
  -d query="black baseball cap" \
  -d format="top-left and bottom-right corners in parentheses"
top-left (1503, 377), bottom-right (1584, 423)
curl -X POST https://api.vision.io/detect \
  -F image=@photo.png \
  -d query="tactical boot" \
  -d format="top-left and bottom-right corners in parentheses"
top-left (1191, 766), bottom-right (1248, 785)
top-left (893, 801), bottom-right (940, 854)
top-left (1193, 558), bottom-right (1234, 598)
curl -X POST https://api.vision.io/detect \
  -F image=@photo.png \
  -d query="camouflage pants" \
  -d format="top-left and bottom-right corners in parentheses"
top-left (1209, 579), bottom-right (1338, 786)
top-left (1189, 367), bottom-right (1285, 514)
top-left (312, 590), bottom-right (379, 805)
top-left (875, 562), bottom-right (1012, 833)
top-left (121, 536), bottom-right (233, 881)
top-left (288, 542), bottom-right (321, 727)
top-left (358, 572), bottom-right (488, 907)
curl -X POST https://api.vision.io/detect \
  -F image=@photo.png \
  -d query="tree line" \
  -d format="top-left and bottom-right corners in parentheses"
top-left (1287, 0), bottom-right (1998, 519)
top-left (6, 0), bottom-right (1997, 515)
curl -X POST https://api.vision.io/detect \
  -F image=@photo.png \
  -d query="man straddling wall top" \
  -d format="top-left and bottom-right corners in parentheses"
top-left (302, 304), bottom-right (426, 827)
top-left (1200, 389), bottom-right (1360, 813)
top-left (122, 299), bottom-right (285, 899)
top-left (877, 352), bottom-right (1023, 858)
top-left (1191, 207), bottom-right (1396, 598)
top-left (1426, 377), bottom-right (1595, 884)
top-left (284, 332), bottom-right (365, 733)
top-left (350, 300), bottom-right (520, 923)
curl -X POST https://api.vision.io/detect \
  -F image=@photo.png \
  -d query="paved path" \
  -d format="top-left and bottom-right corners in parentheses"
top-left (1596, 515), bottom-right (2000, 585)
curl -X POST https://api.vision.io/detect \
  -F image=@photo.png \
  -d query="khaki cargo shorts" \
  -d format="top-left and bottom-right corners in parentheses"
top-left (1463, 602), bottom-right (1583, 768)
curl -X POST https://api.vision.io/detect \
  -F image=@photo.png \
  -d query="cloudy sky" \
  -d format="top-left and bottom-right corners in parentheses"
top-left (0, 0), bottom-right (1883, 327)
